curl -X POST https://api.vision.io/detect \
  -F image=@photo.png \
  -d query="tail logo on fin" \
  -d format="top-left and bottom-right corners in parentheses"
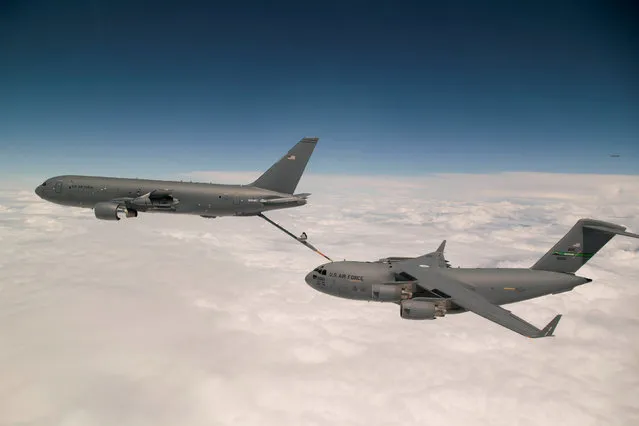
top-left (552, 251), bottom-right (594, 258)
top-left (553, 242), bottom-right (593, 258)
top-left (287, 155), bottom-right (296, 160)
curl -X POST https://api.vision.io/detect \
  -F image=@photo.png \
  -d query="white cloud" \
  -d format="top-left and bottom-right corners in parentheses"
top-left (1, 173), bottom-right (639, 426)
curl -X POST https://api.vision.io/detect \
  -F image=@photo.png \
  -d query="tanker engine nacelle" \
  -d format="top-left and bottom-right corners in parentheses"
top-left (93, 202), bottom-right (138, 221)
top-left (400, 299), bottom-right (446, 320)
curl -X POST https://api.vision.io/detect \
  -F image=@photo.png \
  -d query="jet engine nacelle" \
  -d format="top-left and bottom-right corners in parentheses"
top-left (400, 299), bottom-right (445, 320)
top-left (371, 284), bottom-right (411, 302)
top-left (94, 202), bottom-right (137, 221)
top-left (94, 201), bottom-right (121, 220)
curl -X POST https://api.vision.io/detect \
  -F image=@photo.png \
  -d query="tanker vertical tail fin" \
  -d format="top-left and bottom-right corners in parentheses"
top-left (249, 137), bottom-right (318, 194)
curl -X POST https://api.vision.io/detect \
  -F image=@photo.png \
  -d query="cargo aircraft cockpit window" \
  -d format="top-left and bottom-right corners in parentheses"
top-left (313, 267), bottom-right (328, 275)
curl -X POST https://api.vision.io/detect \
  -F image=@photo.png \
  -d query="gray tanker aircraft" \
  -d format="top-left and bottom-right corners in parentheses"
top-left (305, 218), bottom-right (639, 338)
top-left (35, 137), bottom-right (331, 259)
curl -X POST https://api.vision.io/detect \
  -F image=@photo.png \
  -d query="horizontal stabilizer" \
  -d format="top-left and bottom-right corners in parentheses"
top-left (436, 240), bottom-right (446, 253)
top-left (259, 196), bottom-right (307, 206)
top-left (584, 224), bottom-right (639, 239)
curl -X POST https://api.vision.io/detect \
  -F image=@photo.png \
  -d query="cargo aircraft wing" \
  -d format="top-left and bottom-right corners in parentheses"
top-left (398, 257), bottom-right (561, 338)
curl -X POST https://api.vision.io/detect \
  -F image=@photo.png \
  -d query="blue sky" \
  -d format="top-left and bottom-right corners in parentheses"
top-left (1, 0), bottom-right (637, 178)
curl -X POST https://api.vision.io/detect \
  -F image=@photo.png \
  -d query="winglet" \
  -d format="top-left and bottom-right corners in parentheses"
top-left (436, 240), bottom-right (446, 253)
top-left (534, 314), bottom-right (562, 338)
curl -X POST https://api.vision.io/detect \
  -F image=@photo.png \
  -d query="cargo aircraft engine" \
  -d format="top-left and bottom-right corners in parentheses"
top-left (371, 283), bottom-right (412, 302)
top-left (400, 299), bottom-right (446, 320)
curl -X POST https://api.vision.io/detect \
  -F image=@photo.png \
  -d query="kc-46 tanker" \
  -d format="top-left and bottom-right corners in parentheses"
top-left (35, 137), bottom-right (331, 259)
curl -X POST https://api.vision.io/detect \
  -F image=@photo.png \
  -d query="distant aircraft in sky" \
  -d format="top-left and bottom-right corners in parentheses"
top-left (36, 137), bottom-right (331, 259)
top-left (305, 218), bottom-right (639, 338)
top-left (609, 154), bottom-right (621, 158)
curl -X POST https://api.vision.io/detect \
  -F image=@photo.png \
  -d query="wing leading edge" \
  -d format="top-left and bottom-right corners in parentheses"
top-left (398, 259), bottom-right (561, 338)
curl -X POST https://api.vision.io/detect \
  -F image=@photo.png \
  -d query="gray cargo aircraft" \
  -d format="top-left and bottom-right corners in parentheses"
top-left (35, 137), bottom-right (331, 259)
top-left (305, 218), bottom-right (639, 338)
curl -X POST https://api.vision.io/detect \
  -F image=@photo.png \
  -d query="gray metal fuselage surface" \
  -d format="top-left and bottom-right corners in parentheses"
top-left (305, 261), bottom-right (590, 309)
top-left (35, 175), bottom-right (303, 217)
top-left (304, 218), bottom-right (639, 338)
top-left (35, 137), bottom-right (319, 221)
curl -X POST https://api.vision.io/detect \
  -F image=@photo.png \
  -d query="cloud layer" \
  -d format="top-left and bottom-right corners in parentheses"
top-left (1, 172), bottom-right (639, 426)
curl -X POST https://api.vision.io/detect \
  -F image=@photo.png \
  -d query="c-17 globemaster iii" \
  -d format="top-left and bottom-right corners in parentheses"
top-left (305, 218), bottom-right (639, 338)
top-left (35, 137), bottom-right (331, 259)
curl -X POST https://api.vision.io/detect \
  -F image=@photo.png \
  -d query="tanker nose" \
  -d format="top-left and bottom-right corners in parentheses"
top-left (35, 185), bottom-right (44, 198)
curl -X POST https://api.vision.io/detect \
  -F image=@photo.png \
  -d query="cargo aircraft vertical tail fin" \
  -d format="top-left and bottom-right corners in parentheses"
top-left (531, 218), bottom-right (639, 273)
top-left (249, 137), bottom-right (318, 194)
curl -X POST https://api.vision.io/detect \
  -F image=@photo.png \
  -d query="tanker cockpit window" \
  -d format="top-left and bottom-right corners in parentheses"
top-left (321, 270), bottom-right (327, 275)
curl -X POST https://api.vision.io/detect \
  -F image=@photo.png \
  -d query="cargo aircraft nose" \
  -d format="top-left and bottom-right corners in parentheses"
top-left (35, 184), bottom-right (44, 198)
top-left (305, 271), bottom-right (315, 286)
